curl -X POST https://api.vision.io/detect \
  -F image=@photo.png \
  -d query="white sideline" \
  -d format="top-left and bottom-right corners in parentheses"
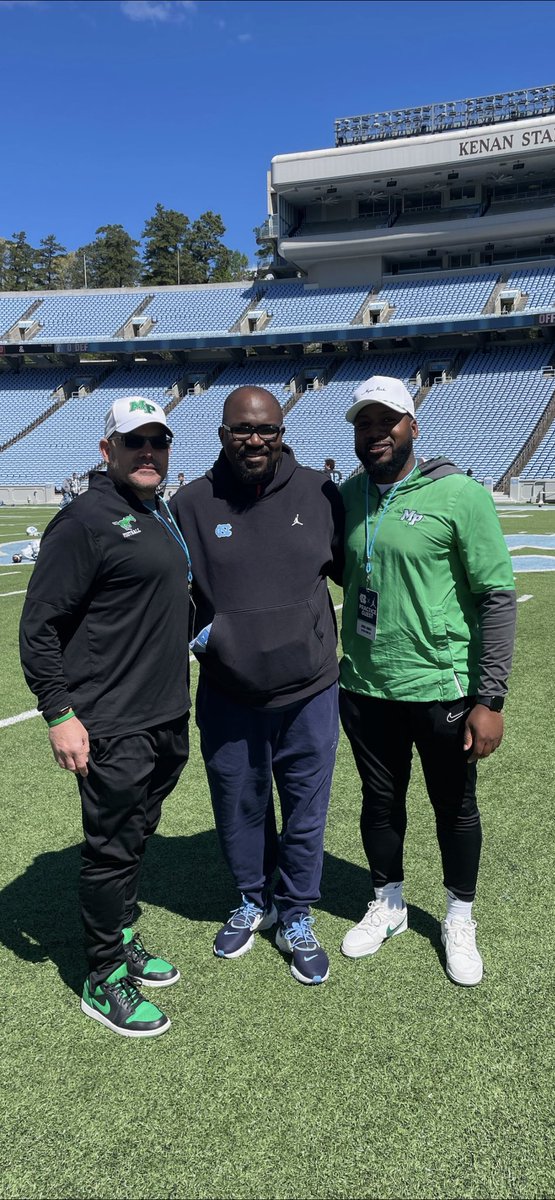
top-left (0, 708), bottom-right (39, 729)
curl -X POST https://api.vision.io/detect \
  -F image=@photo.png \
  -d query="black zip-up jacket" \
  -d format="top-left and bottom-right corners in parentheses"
top-left (20, 472), bottom-right (191, 737)
top-left (170, 446), bottom-right (344, 708)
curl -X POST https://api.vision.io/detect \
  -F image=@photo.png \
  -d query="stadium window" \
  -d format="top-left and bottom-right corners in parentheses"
top-left (449, 185), bottom-right (476, 202)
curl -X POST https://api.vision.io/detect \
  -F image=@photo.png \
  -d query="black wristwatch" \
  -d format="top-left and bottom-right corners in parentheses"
top-left (476, 695), bottom-right (505, 712)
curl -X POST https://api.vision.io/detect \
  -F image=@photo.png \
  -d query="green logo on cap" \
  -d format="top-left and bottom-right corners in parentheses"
top-left (129, 400), bottom-right (156, 415)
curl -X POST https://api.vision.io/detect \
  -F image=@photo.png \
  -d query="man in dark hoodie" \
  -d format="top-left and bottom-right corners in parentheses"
top-left (20, 396), bottom-right (191, 1038)
top-left (170, 386), bottom-right (343, 985)
top-left (339, 376), bottom-right (516, 986)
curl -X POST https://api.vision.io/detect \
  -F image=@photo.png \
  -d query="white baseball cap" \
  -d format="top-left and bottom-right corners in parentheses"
top-left (104, 396), bottom-right (173, 439)
top-left (345, 375), bottom-right (415, 423)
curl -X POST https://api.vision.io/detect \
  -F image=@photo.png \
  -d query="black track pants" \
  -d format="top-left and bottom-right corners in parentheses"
top-left (78, 716), bottom-right (189, 987)
top-left (339, 691), bottom-right (482, 901)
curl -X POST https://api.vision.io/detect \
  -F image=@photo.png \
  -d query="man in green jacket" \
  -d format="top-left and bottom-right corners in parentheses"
top-left (339, 375), bottom-right (516, 986)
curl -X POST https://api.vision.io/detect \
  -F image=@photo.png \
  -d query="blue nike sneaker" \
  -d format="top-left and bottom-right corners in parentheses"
top-left (275, 914), bottom-right (329, 984)
top-left (213, 895), bottom-right (277, 959)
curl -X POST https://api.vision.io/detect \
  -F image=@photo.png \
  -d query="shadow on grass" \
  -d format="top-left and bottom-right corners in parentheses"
top-left (0, 833), bottom-right (442, 992)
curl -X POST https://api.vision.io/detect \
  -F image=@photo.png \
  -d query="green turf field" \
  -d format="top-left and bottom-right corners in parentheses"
top-left (0, 504), bottom-right (553, 1200)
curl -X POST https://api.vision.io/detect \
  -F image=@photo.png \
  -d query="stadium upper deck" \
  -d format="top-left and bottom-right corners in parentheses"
top-left (269, 84), bottom-right (555, 285)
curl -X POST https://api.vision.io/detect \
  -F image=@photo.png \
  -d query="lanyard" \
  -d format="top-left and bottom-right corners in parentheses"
top-left (144, 498), bottom-right (193, 584)
top-left (364, 463), bottom-right (418, 576)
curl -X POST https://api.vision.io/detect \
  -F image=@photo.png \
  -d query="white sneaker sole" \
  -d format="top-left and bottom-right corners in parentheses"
top-left (275, 927), bottom-right (330, 985)
top-left (341, 911), bottom-right (408, 959)
top-left (441, 932), bottom-right (483, 986)
top-left (213, 904), bottom-right (277, 960)
top-left (81, 999), bottom-right (171, 1037)
top-left (128, 968), bottom-right (181, 988)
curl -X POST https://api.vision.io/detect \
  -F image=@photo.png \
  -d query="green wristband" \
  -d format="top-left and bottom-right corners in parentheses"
top-left (48, 710), bottom-right (75, 728)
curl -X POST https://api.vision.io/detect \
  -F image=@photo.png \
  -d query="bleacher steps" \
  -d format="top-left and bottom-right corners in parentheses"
top-left (496, 386), bottom-right (555, 491)
top-left (2, 298), bottom-right (43, 343)
top-left (482, 271), bottom-right (509, 315)
top-left (116, 296), bottom-right (156, 340)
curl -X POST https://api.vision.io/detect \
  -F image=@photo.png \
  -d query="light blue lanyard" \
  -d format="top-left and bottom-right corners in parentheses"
top-left (144, 498), bottom-right (193, 584)
top-left (364, 463), bottom-right (418, 576)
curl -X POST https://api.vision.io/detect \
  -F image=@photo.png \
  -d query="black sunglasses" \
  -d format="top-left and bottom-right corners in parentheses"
top-left (221, 423), bottom-right (284, 443)
top-left (113, 432), bottom-right (172, 450)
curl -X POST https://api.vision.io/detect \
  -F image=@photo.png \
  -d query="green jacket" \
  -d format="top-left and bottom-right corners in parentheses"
top-left (340, 459), bottom-right (516, 702)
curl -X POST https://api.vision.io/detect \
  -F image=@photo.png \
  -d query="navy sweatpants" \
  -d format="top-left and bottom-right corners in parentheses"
top-left (196, 677), bottom-right (339, 925)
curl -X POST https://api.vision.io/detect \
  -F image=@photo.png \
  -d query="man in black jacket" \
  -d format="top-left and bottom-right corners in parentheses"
top-left (170, 386), bottom-right (343, 986)
top-left (20, 396), bottom-right (191, 1038)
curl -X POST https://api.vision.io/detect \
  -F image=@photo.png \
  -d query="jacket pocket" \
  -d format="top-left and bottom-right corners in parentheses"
top-left (203, 597), bottom-right (333, 696)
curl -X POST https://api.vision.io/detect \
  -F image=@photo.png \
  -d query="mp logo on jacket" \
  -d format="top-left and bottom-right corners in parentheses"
top-left (401, 509), bottom-right (424, 526)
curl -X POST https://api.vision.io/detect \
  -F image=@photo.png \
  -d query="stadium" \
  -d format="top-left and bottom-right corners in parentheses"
top-left (2, 85), bottom-right (555, 504)
top-left (1, 84), bottom-right (554, 1200)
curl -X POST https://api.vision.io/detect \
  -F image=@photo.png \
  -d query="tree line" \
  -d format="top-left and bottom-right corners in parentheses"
top-left (0, 204), bottom-right (270, 292)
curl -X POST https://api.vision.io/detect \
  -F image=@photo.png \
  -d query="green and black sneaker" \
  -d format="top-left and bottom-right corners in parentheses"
top-left (81, 963), bottom-right (170, 1038)
top-left (122, 928), bottom-right (180, 988)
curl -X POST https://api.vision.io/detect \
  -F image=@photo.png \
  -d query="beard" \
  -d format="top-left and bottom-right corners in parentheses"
top-left (361, 436), bottom-right (414, 483)
top-left (231, 451), bottom-right (278, 487)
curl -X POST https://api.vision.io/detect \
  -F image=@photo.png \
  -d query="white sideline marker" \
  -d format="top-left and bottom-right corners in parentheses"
top-left (517, 594), bottom-right (534, 603)
top-left (0, 708), bottom-right (39, 729)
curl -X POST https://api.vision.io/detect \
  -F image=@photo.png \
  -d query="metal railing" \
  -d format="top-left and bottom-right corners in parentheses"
top-left (335, 84), bottom-right (555, 146)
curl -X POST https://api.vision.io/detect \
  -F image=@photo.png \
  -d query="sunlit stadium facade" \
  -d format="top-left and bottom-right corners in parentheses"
top-left (2, 83), bottom-right (555, 503)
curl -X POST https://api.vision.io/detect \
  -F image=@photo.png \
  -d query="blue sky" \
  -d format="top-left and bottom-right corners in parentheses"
top-left (1, 0), bottom-right (555, 265)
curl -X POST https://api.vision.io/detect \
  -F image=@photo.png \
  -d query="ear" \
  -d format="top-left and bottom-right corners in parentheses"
top-left (411, 418), bottom-right (419, 440)
top-left (218, 426), bottom-right (225, 448)
top-left (99, 437), bottom-right (111, 464)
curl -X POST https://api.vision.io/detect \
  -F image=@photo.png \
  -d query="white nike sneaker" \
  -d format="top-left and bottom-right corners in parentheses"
top-left (441, 917), bottom-right (483, 986)
top-left (341, 899), bottom-right (408, 959)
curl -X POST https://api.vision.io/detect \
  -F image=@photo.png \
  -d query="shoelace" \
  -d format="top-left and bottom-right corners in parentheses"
top-left (105, 978), bottom-right (143, 1013)
top-left (283, 915), bottom-right (320, 951)
top-left (361, 899), bottom-right (392, 929)
top-left (228, 900), bottom-right (262, 930)
top-left (128, 936), bottom-right (149, 967)
top-left (444, 918), bottom-right (478, 955)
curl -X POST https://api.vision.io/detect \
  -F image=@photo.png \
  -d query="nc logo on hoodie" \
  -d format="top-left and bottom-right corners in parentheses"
top-left (401, 509), bottom-right (423, 526)
top-left (215, 523), bottom-right (232, 538)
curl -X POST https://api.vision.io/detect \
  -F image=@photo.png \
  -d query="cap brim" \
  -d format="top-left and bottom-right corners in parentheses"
top-left (345, 398), bottom-right (410, 423)
top-left (112, 416), bottom-right (173, 438)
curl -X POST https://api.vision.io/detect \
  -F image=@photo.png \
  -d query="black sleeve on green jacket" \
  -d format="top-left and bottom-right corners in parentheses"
top-left (475, 589), bottom-right (516, 696)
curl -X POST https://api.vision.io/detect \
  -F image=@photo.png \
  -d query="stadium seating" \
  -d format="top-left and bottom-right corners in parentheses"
top-left (504, 266), bottom-right (555, 311)
top-left (0, 369), bottom-right (70, 446)
top-left (33, 292), bottom-right (148, 339)
top-left (375, 273), bottom-right (498, 323)
top-left (0, 296), bottom-right (38, 336)
top-left (0, 365), bottom-right (180, 484)
top-left (520, 420), bottom-right (555, 478)
top-left (145, 286), bottom-right (251, 335)
top-left (416, 345), bottom-right (555, 481)
top-left (257, 282), bottom-right (371, 330)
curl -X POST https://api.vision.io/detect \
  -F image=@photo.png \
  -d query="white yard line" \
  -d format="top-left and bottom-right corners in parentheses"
top-left (517, 594), bottom-right (534, 603)
top-left (0, 571), bottom-right (22, 576)
top-left (0, 708), bottom-right (39, 729)
top-left (0, 590), bottom-right (27, 597)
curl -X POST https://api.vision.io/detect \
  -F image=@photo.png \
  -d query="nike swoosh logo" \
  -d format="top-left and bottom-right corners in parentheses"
top-left (91, 996), bottom-right (111, 1014)
top-left (386, 921), bottom-right (405, 937)
top-left (446, 708), bottom-right (471, 724)
top-left (303, 954), bottom-right (319, 961)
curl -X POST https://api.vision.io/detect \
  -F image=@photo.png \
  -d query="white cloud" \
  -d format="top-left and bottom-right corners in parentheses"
top-left (237, 31), bottom-right (252, 42)
top-left (120, 0), bottom-right (196, 23)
